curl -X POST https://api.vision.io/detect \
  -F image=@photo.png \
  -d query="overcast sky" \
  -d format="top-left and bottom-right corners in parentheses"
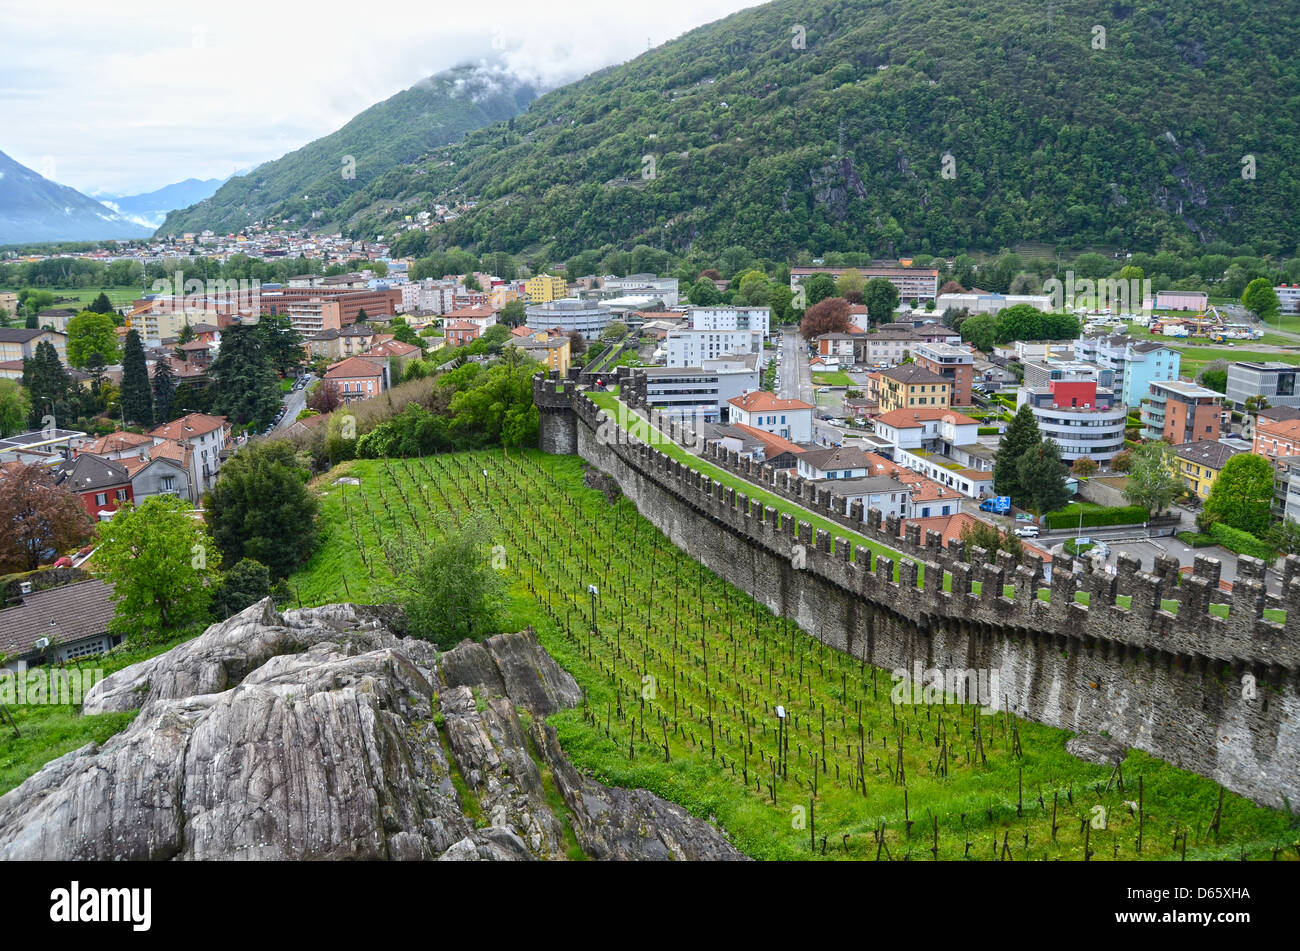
top-left (0, 0), bottom-right (757, 197)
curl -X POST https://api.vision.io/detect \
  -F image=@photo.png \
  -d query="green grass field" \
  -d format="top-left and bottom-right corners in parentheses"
top-left (813, 371), bottom-right (853, 386)
top-left (0, 285), bottom-right (144, 310)
top-left (287, 450), bottom-right (1298, 860)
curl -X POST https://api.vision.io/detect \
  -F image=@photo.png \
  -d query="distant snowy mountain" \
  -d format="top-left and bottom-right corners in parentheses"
top-left (96, 177), bottom-right (226, 229)
top-left (0, 150), bottom-right (152, 245)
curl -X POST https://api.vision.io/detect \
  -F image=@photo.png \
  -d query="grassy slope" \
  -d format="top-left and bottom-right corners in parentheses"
top-left (0, 633), bottom-right (198, 794)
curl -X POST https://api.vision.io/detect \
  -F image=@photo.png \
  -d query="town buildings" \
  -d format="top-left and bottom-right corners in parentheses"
top-left (322, 357), bottom-right (388, 404)
top-left (789, 266), bottom-right (940, 304)
top-left (664, 327), bottom-right (763, 367)
top-left (1072, 334), bottom-right (1180, 406)
top-left (913, 342), bottom-right (974, 406)
top-left (524, 299), bottom-right (610, 339)
top-left (1173, 440), bottom-right (1245, 500)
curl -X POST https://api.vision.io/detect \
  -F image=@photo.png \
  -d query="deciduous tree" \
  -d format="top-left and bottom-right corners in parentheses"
top-left (0, 464), bottom-right (93, 572)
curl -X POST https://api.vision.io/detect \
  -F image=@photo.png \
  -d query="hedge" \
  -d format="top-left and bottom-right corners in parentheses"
top-left (1044, 503), bottom-right (1150, 530)
top-left (1208, 523), bottom-right (1276, 561)
top-left (977, 426), bottom-right (1000, 435)
top-left (1177, 531), bottom-right (1216, 548)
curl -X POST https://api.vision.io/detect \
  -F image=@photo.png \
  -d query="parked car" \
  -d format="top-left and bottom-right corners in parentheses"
top-left (1013, 526), bottom-right (1040, 538)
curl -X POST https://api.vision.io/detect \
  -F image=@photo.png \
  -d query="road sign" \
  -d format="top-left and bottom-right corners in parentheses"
top-left (993, 496), bottom-right (1011, 514)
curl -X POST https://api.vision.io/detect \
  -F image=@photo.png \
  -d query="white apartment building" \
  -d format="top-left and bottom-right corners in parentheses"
top-left (688, 305), bottom-right (771, 339)
top-left (665, 328), bottom-right (763, 367)
top-left (727, 391), bottom-right (814, 442)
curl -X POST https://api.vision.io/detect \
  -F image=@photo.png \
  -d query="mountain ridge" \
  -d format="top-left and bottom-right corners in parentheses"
top-left (157, 63), bottom-right (538, 236)
top-left (0, 151), bottom-right (153, 246)
top-left (343, 0), bottom-right (1300, 259)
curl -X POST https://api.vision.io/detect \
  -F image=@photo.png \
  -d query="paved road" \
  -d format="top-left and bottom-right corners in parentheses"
top-left (270, 373), bottom-right (313, 435)
top-left (777, 331), bottom-right (813, 404)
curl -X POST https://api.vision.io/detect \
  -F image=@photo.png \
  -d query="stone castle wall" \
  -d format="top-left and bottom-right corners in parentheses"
top-left (533, 373), bottom-right (1300, 806)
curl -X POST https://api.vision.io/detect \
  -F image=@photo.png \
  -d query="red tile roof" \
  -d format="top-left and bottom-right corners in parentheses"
top-left (728, 391), bottom-right (814, 413)
top-left (875, 407), bottom-right (980, 428)
top-left (148, 413), bottom-right (229, 441)
top-left (323, 356), bottom-right (385, 380)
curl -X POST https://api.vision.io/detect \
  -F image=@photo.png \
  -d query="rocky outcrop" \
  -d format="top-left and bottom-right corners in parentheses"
top-left (0, 600), bottom-right (744, 861)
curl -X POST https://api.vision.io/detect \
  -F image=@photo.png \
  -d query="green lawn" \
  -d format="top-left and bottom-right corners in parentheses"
top-left (284, 451), bottom-right (1297, 860)
top-left (1, 285), bottom-right (144, 309)
top-left (812, 371), bottom-right (853, 386)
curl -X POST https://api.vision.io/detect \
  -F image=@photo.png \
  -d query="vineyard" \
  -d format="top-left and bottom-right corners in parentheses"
top-left (289, 449), bottom-right (1297, 861)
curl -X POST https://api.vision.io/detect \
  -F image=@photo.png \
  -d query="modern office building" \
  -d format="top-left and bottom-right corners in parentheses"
top-left (1225, 361), bottom-right (1300, 411)
top-left (1016, 378), bottom-right (1127, 463)
top-left (621, 355), bottom-right (761, 424)
top-left (524, 298), bottom-right (611, 338)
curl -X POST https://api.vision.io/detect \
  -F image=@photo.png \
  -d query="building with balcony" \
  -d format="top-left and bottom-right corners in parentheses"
top-left (688, 305), bottom-right (770, 339)
top-left (1071, 334), bottom-right (1179, 406)
top-left (665, 327), bottom-right (763, 367)
top-left (913, 342), bottom-right (974, 406)
top-left (1016, 379), bottom-right (1126, 463)
top-left (1142, 379), bottom-right (1225, 444)
top-left (525, 274), bottom-right (569, 303)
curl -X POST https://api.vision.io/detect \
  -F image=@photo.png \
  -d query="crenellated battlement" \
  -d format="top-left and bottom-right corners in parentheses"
top-left (557, 382), bottom-right (1299, 674)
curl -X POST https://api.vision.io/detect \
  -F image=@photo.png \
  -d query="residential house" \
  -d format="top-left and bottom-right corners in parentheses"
top-left (322, 356), bottom-right (387, 404)
top-left (796, 446), bottom-right (876, 481)
top-left (0, 327), bottom-right (68, 365)
top-left (506, 333), bottom-right (571, 375)
top-left (854, 325), bottom-right (923, 367)
top-left (872, 364), bottom-right (951, 413)
top-left (1173, 440), bottom-right (1245, 500)
top-left (816, 332), bottom-right (858, 363)
top-left (444, 321), bottom-right (482, 347)
top-left (147, 412), bottom-right (232, 495)
top-left (726, 391), bottom-right (815, 442)
top-left (0, 579), bottom-right (121, 672)
top-left (872, 408), bottom-right (994, 498)
top-left (729, 423), bottom-right (805, 470)
top-left (56, 452), bottom-right (134, 519)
